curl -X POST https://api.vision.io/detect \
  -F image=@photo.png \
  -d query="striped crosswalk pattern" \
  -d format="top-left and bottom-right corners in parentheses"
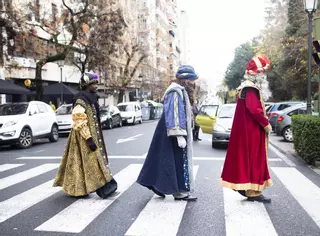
top-left (0, 161), bottom-right (320, 236)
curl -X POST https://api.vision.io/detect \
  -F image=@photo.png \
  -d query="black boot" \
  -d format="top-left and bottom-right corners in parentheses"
top-left (247, 195), bottom-right (271, 203)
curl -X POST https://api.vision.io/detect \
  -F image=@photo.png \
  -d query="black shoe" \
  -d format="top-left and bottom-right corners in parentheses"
top-left (148, 187), bottom-right (165, 198)
top-left (235, 190), bottom-right (247, 197)
top-left (247, 195), bottom-right (271, 203)
top-left (174, 195), bottom-right (197, 201)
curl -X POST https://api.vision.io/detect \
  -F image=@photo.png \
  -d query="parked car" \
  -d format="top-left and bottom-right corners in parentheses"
top-left (275, 103), bottom-right (307, 142)
top-left (0, 101), bottom-right (59, 149)
top-left (117, 102), bottom-right (142, 125)
top-left (100, 105), bottom-right (122, 129)
top-left (267, 101), bottom-right (304, 131)
top-left (212, 104), bottom-right (236, 148)
top-left (56, 104), bottom-right (73, 134)
top-left (195, 104), bottom-right (219, 134)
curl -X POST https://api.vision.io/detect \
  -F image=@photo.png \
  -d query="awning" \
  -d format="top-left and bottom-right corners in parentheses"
top-left (30, 83), bottom-right (79, 96)
top-left (0, 79), bottom-right (30, 95)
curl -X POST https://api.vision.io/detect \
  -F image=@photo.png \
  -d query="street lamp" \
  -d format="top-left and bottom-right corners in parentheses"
top-left (304, 0), bottom-right (318, 114)
top-left (57, 60), bottom-right (64, 105)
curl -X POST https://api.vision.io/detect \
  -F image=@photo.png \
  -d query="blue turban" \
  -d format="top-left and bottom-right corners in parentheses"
top-left (175, 65), bottom-right (198, 80)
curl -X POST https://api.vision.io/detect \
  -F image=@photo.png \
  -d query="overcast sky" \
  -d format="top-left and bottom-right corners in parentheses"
top-left (187, 0), bottom-right (266, 90)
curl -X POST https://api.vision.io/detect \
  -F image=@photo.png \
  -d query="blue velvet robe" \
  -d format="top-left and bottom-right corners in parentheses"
top-left (137, 83), bottom-right (193, 195)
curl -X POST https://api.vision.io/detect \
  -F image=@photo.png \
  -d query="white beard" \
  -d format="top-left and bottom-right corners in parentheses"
top-left (241, 73), bottom-right (272, 101)
top-left (255, 75), bottom-right (272, 101)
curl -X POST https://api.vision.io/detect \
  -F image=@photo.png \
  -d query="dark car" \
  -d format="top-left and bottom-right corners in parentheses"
top-left (267, 101), bottom-right (304, 131)
top-left (100, 105), bottom-right (122, 129)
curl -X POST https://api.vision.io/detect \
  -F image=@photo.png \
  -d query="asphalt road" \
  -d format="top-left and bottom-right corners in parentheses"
top-left (0, 121), bottom-right (320, 236)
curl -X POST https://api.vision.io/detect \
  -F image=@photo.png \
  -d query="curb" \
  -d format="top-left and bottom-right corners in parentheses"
top-left (269, 139), bottom-right (320, 176)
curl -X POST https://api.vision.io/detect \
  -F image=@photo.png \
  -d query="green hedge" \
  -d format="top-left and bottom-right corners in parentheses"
top-left (292, 115), bottom-right (320, 165)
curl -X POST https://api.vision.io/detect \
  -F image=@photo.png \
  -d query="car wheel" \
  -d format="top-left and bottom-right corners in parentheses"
top-left (119, 119), bottom-right (122, 127)
top-left (108, 119), bottom-right (113, 129)
top-left (282, 126), bottom-right (293, 142)
top-left (212, 142), bottom-right (218, 149)
top-left (132, 117), bottom-right (136, 125)
top-left (49, 124), bottom-right (59, 142)
top-left (18, 128), bottom-right (33, 149)
top-left (139, 118), bottom-right (142, 124)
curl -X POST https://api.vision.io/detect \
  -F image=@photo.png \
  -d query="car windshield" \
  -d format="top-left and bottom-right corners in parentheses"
top-left (56, 105), bottom-right (72, 115)
top-left (118, 104), bottom-right (134, 112)
top-left (0, 104), bottom-right (28, 116)
top-left (200, 105), bottom-right (218, 117)
top-left (218, 106), bottom-right (236, 118)
top-left (100, 107), bottom-right (110, 116)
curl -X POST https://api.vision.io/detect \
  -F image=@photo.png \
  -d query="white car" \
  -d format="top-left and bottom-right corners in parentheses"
top-left (117, 102), bottom-right (142, 125)
top-left (0, 101), bottom-right (59, 149)
top-left (212, 103), bottom-right (237, 148)
top-left (56, 104), bottom-right (73, 134)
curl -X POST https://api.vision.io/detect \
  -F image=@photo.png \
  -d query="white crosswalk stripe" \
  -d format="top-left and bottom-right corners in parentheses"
top-left (0, 180), bottom-right (60, 223)
top-left (0, 164), bottom-right (59, 190)
top-left (0, 163), bottom-right (25, 172)
top-left (272, 167), bottom-right (320, 228)
top-left (125, 166), bottom-right (199, 236)
top-left (35, 164), bottom-right (142, 233)
top-left (223, 188), bottom-right (277, 236)
top-left (0, 161), bottom-right (320, 236)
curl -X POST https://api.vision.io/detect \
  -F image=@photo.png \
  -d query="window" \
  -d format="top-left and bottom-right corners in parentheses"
top-left (29, 105), bottom-right (39, 115)
top-left (298, 109), bottom-right (307, 114)
top-left (287, 109), bottom-right (298, 116)
top-left (199, 105), bottom-right (218, 117)
top-left (38, 104), bottom-right (48, 113)
top-left (218, 106), bottom-right (236, 118)
top-left (56, 105), bottom-right (72, 115)
top-left (278, 104), bottom-right (291, 111)
top-left (0, 104), bottom-right (28, 116)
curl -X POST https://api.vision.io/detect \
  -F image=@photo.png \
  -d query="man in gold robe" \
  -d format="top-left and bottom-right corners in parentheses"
top-left (53, 72), bottom-right (117, 198)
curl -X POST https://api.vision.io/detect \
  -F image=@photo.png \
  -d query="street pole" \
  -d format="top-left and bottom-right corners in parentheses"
top-left (307, 12), bottom-right (313, 115)
top-left (60, 67), bottom-right (63, 105)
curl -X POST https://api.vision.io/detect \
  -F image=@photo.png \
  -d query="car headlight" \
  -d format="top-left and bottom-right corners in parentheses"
top-left (2, 121), bottom-right (18, 128)
top-left (213, 124), bottom-right (226, 132)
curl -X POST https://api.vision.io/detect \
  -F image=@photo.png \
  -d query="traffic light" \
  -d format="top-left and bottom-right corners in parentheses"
top-left (313, 40), bottom-right (320, 65)
top-left (313, 17), bottom-right (320, 65)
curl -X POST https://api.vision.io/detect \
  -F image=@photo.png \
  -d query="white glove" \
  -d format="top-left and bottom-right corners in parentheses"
top-left (177, 136), bottom-right (187, 148)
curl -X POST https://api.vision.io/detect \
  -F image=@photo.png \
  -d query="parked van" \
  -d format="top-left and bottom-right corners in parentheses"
top-left (117, 102), bottom-right (142, 125)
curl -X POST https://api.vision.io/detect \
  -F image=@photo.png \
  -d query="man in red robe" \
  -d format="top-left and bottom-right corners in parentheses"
top-left (221, 54), bottom-right (273, 203)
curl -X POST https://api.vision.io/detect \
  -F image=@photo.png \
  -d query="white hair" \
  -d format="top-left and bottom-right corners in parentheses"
top-left (244, 73), bottom-right (272, 101)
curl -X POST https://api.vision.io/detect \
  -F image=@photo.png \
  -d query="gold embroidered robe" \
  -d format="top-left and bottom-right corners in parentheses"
top-left (53, 98), bottom-right (112, 196)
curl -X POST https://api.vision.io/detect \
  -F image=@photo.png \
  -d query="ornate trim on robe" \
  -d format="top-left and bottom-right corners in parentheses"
top-left (72, 104), bottom-right (91, 140)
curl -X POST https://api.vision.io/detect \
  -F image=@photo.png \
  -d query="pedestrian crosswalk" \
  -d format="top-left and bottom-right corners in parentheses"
top-left (0, 161), bottom-right (320, 236)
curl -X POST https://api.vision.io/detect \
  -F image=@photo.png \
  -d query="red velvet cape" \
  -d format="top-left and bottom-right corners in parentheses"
top-left (221, 86), bottom-right (272, 191)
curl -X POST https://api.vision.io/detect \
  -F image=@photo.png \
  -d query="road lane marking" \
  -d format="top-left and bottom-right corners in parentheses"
top-left (269, 145), bottom-right (296, 167)
top-left (0, 164), bottom-right (59, 190)
top-left (116, 134), bottom-right (144, 144)
top-left (0, 180), bottom-right (60, 223)
top-left (35, 164), bottom-right (142, 233)
top-left (125, 166), bottom-right (199, 236)
top-left (0, 164), bottom-right (25, 172)
top-left (272, 167), bottom-right (320, 228)
top-left (16, 156), bottom-right (283, 162)
top-left (223, 188), bottom-right (278, 236)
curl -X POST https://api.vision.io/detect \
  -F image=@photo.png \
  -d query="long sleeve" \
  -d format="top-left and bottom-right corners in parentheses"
top-left (72, 104), bottom-right (91, 140)
top-left (245, 88), bottom-right (270, 132)
top-left (164, 91), bottom-right (187, 136)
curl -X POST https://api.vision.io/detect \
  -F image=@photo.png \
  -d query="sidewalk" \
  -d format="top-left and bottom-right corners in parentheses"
top-left (269, 134), bottom-right (320, 175)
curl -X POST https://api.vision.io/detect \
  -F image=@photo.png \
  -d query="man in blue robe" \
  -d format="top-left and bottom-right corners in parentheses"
top-left (137, 65), bottom-right (198, 201)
